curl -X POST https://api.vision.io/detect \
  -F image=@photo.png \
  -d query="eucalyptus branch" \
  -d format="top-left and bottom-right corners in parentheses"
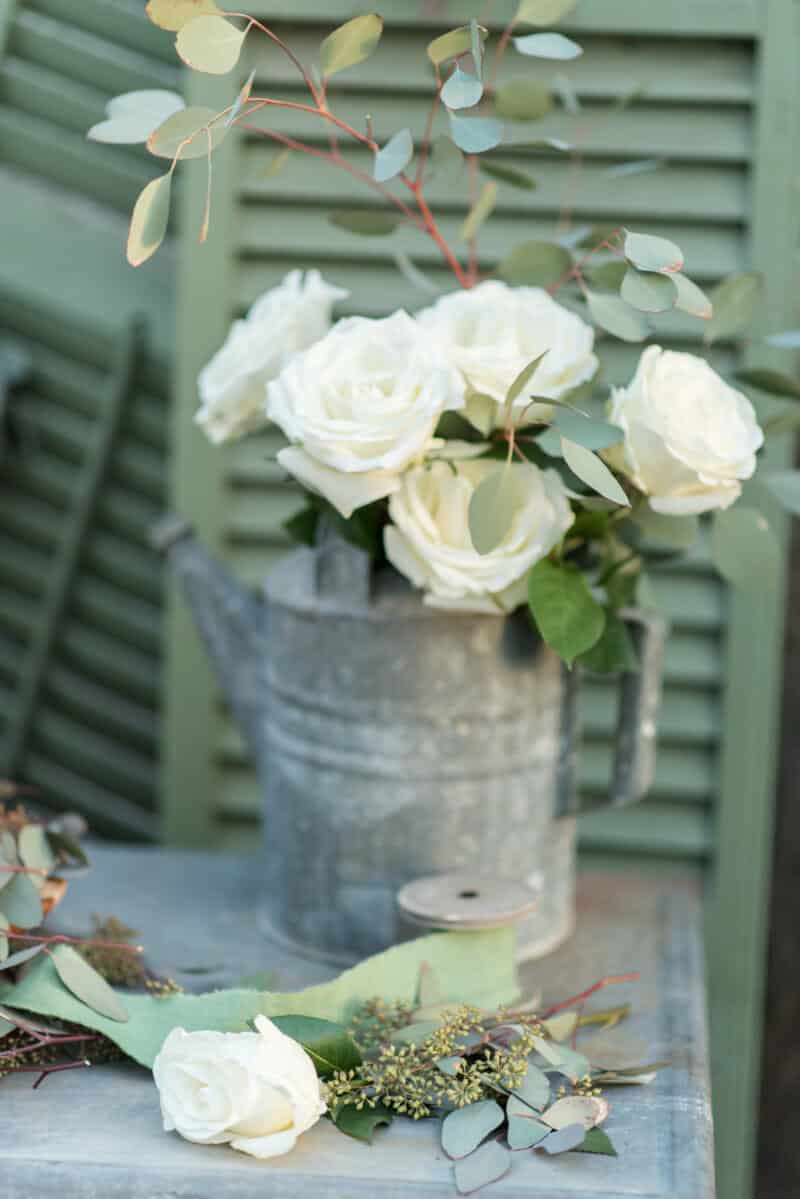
top-left (225, 12), bottom-right (321, 104)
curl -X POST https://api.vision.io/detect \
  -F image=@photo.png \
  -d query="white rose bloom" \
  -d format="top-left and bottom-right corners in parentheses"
top-left (196, 270), bottom-right (347, 444)
top-left (607, 346), bottom-right (764, 515)
top-left (417, 280), bottom-right (597, 424)
top-left (153, 1017), bottom-right (326, 1160)
top-left (385, 459), bottom-right (574, 613)
top-left (268, 310), bottom-right (465, 518)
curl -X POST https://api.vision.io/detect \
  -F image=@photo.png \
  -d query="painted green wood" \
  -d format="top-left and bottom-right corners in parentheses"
top-left (704, 4), bottom-right (800, 1197)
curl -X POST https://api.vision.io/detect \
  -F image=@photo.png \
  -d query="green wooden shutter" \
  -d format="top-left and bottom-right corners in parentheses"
top-left (167, 6), bottom-right (798, 1198)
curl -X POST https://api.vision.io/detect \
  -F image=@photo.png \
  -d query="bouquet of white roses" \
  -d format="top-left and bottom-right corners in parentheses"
top-left (88, 0), bottom-right (799, 670)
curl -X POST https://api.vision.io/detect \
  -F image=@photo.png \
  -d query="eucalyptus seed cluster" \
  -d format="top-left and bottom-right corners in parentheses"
top-left (327, 1002), bottom-right (552, 1121)
top-left (78, 916), bottom-right (146, 987)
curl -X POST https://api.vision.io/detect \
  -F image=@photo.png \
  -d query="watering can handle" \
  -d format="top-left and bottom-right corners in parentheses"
top-left (558, 608), bottom-right (667, 817)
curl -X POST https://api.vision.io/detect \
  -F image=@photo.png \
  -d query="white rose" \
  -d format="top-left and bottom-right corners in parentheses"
top-left (385, 459), bottom-right (574, 613)
top-left (153, 1017), bottom-right (326, 1160)
top-left (267, 310), bottom-right (465, 518)
top-left (196, 270), bottom-right (347, 444)
top-left (607, 345), bottom-right (764, 515)
top-left (417, 280), bottom-right (597, 424)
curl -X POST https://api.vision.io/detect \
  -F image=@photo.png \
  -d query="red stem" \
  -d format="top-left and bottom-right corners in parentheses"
top-left (7, 931), bottom-right (142, 952)
top-left (539, 973), bottom-right (640, 1020)
top-left (0, 1032), bottom-right (100, 1061)
top-left (225, 13), bottom-right (321, 104)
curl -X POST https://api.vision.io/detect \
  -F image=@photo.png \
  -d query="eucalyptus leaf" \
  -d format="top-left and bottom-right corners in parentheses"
top-left (461, 181), bottom-right (497, 242)
top-left (585, 289), bottom-right (650, 343)
top-left (373, 128), bottom-right (413, 182)
top-left (498, 240), bottom-right (571, 288)
top-left (542, 1094), bottom-right (607, 1129)
top-left (0, 913), bottom-right (7, 962)
top-left (436, 1055), bottom-right (463, 1077)
top-left (126, 172), bottom-right (172, 267)
top-left (515, 0), bottom-right (577, 23)
top-left (765, 330), bottom-right (800, 349)
top-left (705, 271), bottom-right (763, 345)
top-left (417, 960), bottom-right (442, 1008)
top-left (579, 610), bottom-right (638, 673)
top-left (148, 105), bottom-right (226, 160)
top-left (604, 157), bottom-right (664, 179)
top-left (533, 1035), bottom-right (591, 1081)
top-left (449, 114), bottom-right (503, 154)
top-left (735, 368), bottom-right (800, 399)
top-left (392, 1019), bottom-right (441, 1045)
top-left (394, 251), bottom-right (440, 296)
top-left (514, 32), bottom-right (583, 60)
top-left (574, 1127), bottom-right (618, 1156)
top-left (468, 465), bottom-right (523, 555)
top-left (18, 824), bottom-right (54, 890)
top-left (1, 944), bottom-right (46, 971)
top-left (623, 229), bottom-right (684, 274)
top-left (672, 273), bottom-right (713, 319)
top-left (454, 1140), bottom-right (511, 1194)
top-left (553, 71), bottom-right (580, 114)
top-left (261, 147), bottom-right (291, 179)
top-left (333, 1102), bottom-right (392, 1142)
top-left (441, 1099), bottom-right (505, 1159)
top-left (53, 948), bottom-right (129, 1023)
top-left (763, 470), bottom-right (800, 514)
top-left (225, 67), bottom-right (255, 128)
top-left (320, 14), bottom-right (383, 77)
top-left (175, 15), bottom-right (247, 75)
top-left (479, 160), bottom-right (536, 190)
top-left (0, 873), bottom-right (43, 929)
top-left (620, 268), bottom-right (677, 313)
top-left (561, 439), bottom-right (629, 505)
top-left (87, 90), bottom-right (185, 145)
top-left (528, 560), bottom-right (606, 665)
top-left (427, 24), bottom-right (488, 66)
top-left (506, 351), bottom-right (550, 410)
top-left (145, 0), bottom-right (221, 31)
top-left (272, 1015), bottom-right (361, 1077)
top-left (494, 79), bottom-right (552, 121)
top-left (711, 506), bottom-right (781, 590)
top-left (509, 1062), bottom-right (550, 1111)
top-left (465, 393), bottom-right (497, 436)
top-left (442, 67), bottom-right (483, 111)
top-left (541, 1123), bottom-right (586, 1154)
top-left (507, 1110), bottom-right (550, 1150)
top-left (428, 134), bottom-right (464, 181)
top-left (329, 210), bottom-right (400, 236)
top-left (587, 261), bottom-right (627, 290)
top-left (554, 409), bottom-right (623, 450)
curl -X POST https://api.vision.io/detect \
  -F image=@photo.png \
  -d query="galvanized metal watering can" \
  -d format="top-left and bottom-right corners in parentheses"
top-left (156, 517), bottom-right (666, 963)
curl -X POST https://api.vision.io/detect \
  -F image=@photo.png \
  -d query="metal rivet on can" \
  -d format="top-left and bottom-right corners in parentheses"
top-left (396, 872), bottom-right (540, 933)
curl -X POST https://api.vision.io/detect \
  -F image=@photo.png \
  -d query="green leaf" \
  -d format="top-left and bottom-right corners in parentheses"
top-left (320, 14), bottom-right (383, 77)
top-left (148, 105), bottom-right (227, 160)
top-left (126, 172), bottom-right (172, 267)
top-left (533, 1037), bottom-right (591, 1082)
top-left (45, 829), bottom-right (89, 869)
top-left (329, 210), bottom-right (400, 236)
top-left (506, 1109), bottom-right (550, 1150)
top-left (176, 15), bottom-right (247, 75)
top-left (373, 128), bottom-right (413, 182)
top-left (394, 251), bottom-right (440, 296)
top-left (528, 559), bottom-right (606, 665)
top-left (587, 260), bottom-right (627, 290)
top-left (468, 466), bottom-right (522, 555)
top-left (464, 393), bottom-right (497, 436)
top-left (541, 1124), bottom-right (586, 1154)
top-left (333, 1102), bottom-right (393, 1142)
top-left (514, 0), bottom-right (577, 24)
top-left (454, 1141), bottom-right (511, 1194)
top-left (505, 351), bottom-right (550, 412)
top-left (585, 289), bottom-right (649, 342)
top-left (87, 90), bottom-right (186, 144)
top-left (53, 947), bottom-right (129, 1022)
top-left (711, 506), bottom-right (781, 591)
top-left (672, 273), bottom-right (713, 320)
top-left (146, 0), bottom-right (221, 31)
top-left (392, 1019), bottom-right (440, 1045)
top-left (705, 271), bottom-right (763, 345)
top-left (574, 1127), bottom-right (618, 1156)
top-left (561, 438), bottom-right (628, 505)
top-left (765, 330), bottom-right (800, 349)
top-left (442, 67), bottom-right (483, 111)
top-left (225, 66), bottom-right (255, 128)
top-left (509, 1062), bottom-right (550, 1111)
top-left (494, 79), bottom-right (552, 121)
top-left (620, 268), bottom-right (677, 313)
top-left (623, 229), bottom-right (683, 274)
top-left (442, 1099), bottom-right (505, 1159)
top-left (579, 611), bottom-right (638, 673)
top-left (0, 914), bottom-right (6, 962)
top-left (763, 470), bottom-right (800, 515)
top-left (436, 1055), bottom-right (463, 1077)
top-left (449, 114), bottom-right (503, 154)
top-left (427, 24), bottom-right (488, 65)
top-left (18, 824), bottom-right (54, 889)
top-left (272, 1014), bottom-right (361, 1077)
top-left (428, 134), bottom-right (463, 181)
top-left (0, 874), bottom-right (43, 929)
top-left (735, 368), bottom-right (800, 399)
top-left (554, 409), bottom-right (623, 451)
top-left (514, 32), bottom-right (582, 59)
top-left (2, 944), bottom-right (46, 971)
top-left (604, 156), bottom-right (663, 179)
top-left (461, 181), bottom-right (497, 242)
top-left (498, 240), bottom-right (571, 288)
top-left (479, 159), bottom-right (537, 190)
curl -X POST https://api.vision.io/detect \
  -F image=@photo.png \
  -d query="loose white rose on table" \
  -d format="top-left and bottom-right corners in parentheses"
top-left (153, 1016), bottom-right (326, 1159)
top-left (607, 345), bottom-right (764, 515)
top-left (195, 270), bottom-right (347, 445)
top-left (417, 280), bottom-right (598, 424)
top-left (384, 459), bottom-right (574, 613)
top-left (267, 310), bottom-right (465, 518)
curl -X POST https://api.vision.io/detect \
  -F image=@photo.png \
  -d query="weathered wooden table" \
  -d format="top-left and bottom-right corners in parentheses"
top-left (3, 849), bottom-right (714, 1198)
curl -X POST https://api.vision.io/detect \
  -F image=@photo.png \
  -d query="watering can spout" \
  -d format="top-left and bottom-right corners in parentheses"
top-left (151, 515), bottom-right (265, 762)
